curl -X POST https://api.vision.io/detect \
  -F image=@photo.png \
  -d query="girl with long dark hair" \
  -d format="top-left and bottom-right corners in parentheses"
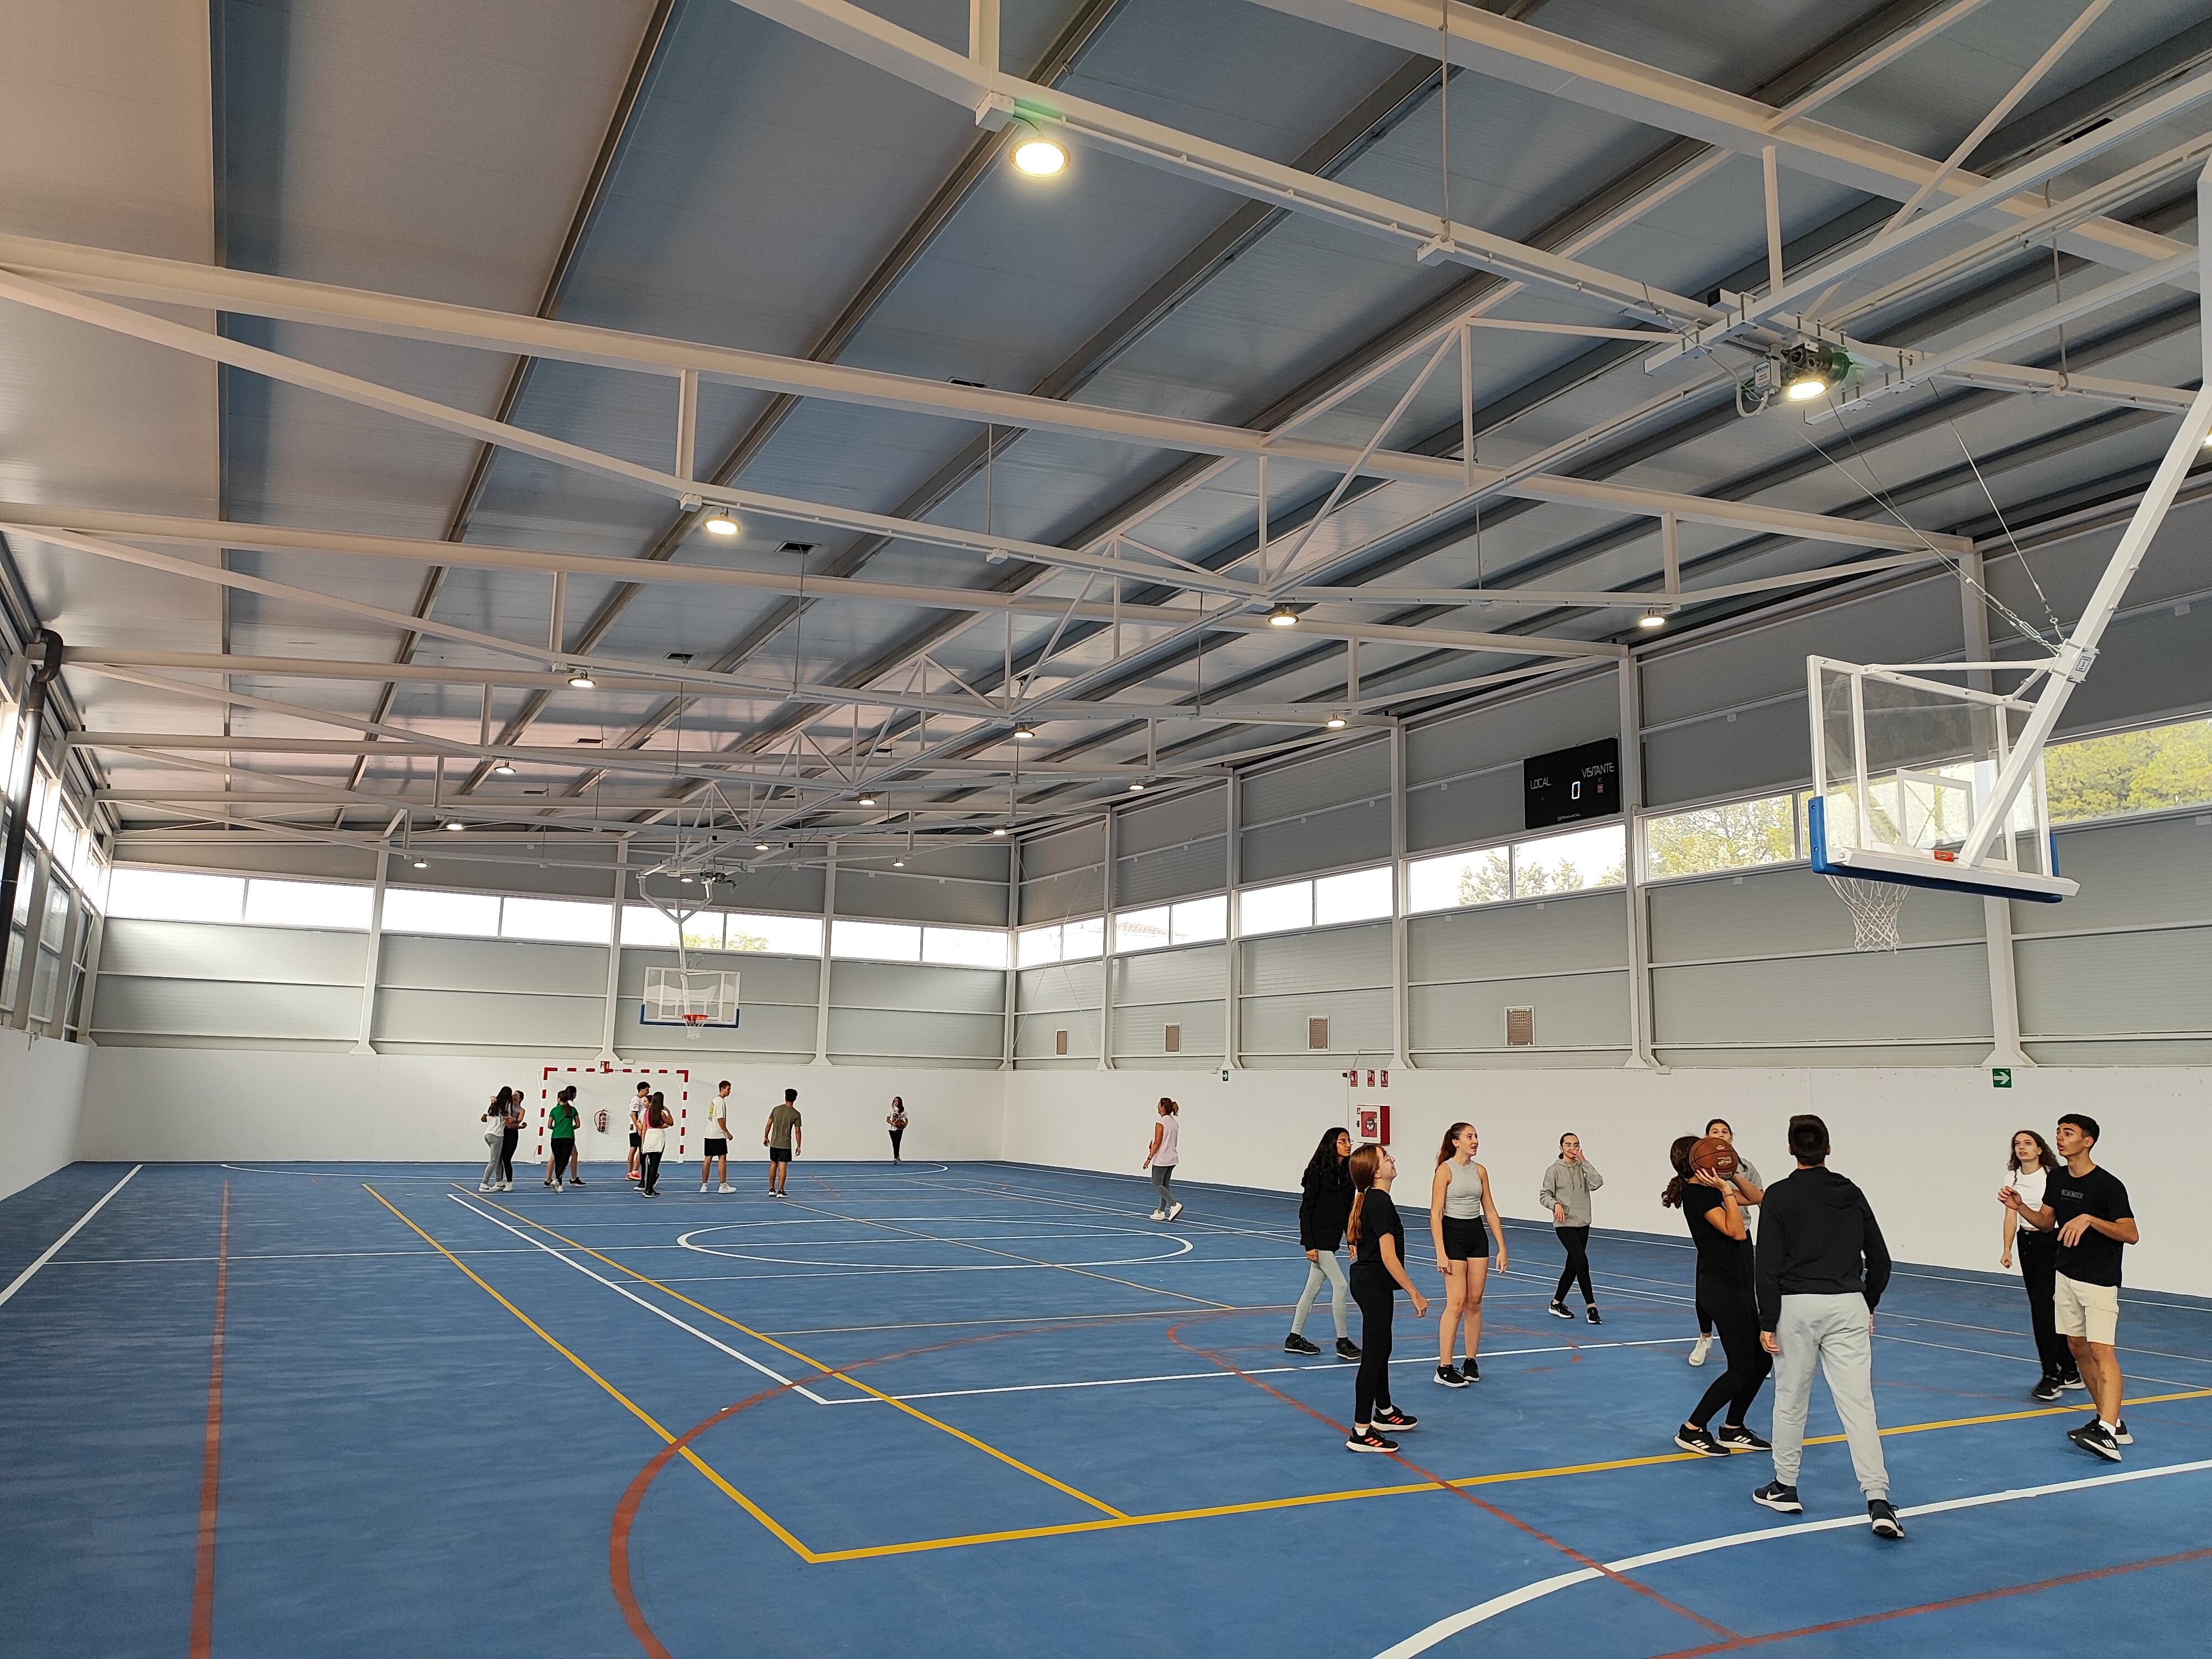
top-left (1344, 1143), bottom-right (1427, 1452)
top-left (479, 1087), bottom-right (513, 1192)
top-left (2001, 1128), bottom-right (2079, 1399)
top-left (1285, 1127), bottom-right (1359, 1360)
top-left (1663, 1135), bottom-right (1771, 1458)
top-left (638, 1092), bottom-right (669, 1197)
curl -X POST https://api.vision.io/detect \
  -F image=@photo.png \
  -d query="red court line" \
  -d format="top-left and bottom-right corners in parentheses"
top-left (1161, 1311), bottom-right (1736, 1642)
top-left (1646, 1543), bottom-right (2212, 1657)
top-left (188, 1180), bottom-right (232, 1659)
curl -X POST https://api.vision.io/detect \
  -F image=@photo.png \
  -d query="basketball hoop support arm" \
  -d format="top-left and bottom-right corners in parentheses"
top-left (1955, 164), bottom-right (2212, 869)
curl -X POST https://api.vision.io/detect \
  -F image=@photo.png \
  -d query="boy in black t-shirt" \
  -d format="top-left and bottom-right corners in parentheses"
top-left (2000, 1113), bottom-right (2139, 1461)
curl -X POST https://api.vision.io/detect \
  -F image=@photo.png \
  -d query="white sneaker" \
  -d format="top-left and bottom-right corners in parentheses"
top-left (718, 1183), bottom-right (735, 1193)
top-left (1166, 1201), bottom-right (1183, 1220)
top-left (700, 1183), bottom-right (709, 1193)
top-left (477, 1183), bottom-right (493, 1192)
top-left (1688, 1334), bottom-right (1712, 1368)
top-left (1149, 1208), bottom-right (1167, 1222)
top-left (499, 1182), bottom-right (513, 1192)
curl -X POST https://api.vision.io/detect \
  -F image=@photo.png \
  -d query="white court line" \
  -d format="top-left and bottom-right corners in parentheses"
top-left (813, 1335), bottom-right (1697, 1405)
top-left (442, 1194), bottom-right (836, 1404)
top-left (219, 1164), bottom-right (472, 1180)
top-left (1373, 1457), bottom-right (2212, 1658)
top-left (48, 1246), bottom-right (546, 1265)
top-left (0, 1165), bottom-right (143, 1312)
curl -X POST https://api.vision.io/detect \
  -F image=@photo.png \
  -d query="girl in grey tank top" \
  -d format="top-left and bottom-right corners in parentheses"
top-left (1442, 1157), bottom-right (1485, 1219)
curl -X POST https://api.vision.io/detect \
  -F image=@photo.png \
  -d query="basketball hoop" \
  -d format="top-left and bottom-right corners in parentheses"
top-left (681, 1012), bottom-right (709, 1043)
top-left (1826, 875), bottom-right (1907, 952)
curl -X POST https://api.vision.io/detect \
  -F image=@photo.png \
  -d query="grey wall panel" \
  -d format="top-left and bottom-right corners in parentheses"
top-left (1022, 821), bottom-right (1105, 879)
top-left (373, 988), bottom-right (601, 1050)
top-left (2047, 600), bottom-right (2212, 738)
top-left (828, 1007), bottom-right (1003, 1061)
top-left (1641, 696), bottom-right (1809, 808)
top-left (1648, 865), bottom-right (1983, 964)
top-left (1406, 763), bottom-right (1522, 854)
top-left (1239, 797), bottom-right (1391, 884)
top-left (2016, 815), bottom-right (2212, 935)
top-left (2017, 926), bottom-right (2212, 1039)
top-left (1017, 959), bottom-right (1102, 1014)
top-left (1014, 1008), bottom-right (1100, 1060)
top-left (1411, 971), bottom-right (1628, 1055)
top-left (1407, 672), bottom-right (1614, 787)
top-left (617, 948), bottom-right (819, 1008)
top-left (2027, 1039), bottom-right (2212, 1065)
top-left (1655, 1042), bottom-right (1986, 1068)
top-left (1117, 786), bottom-right (1226, 855)
top-left (1241, 925), bottom-right (1391, 997)
top-left (92, 977), bottom-right (360, 1041)
top-left (1116, 836), bottom-right (1227, 907)
top-left (1242, 737), bottom-right (1388, 825)
top-left (1020, 865), bottom-right (1104, 926)
top-left (1114, 943), bottom-right (1226, 1008)
top-left (97, 919), bottom-right (366, 987)
top-left (1652, 946), bottom-right (1991, 1047)
top-left (1407, 894), bottom-right (1625, 982)
top-left (378, 935), bottom-right (607, 997)
top-left (836, 865), bottom-right (1007, 926)
top-left (1240, 989), bottom-right (1392, 1060)
top-left (1113, 999), bottom-right (1223, 1061)
top-left (831, 961), bottom-right (1006, 1016)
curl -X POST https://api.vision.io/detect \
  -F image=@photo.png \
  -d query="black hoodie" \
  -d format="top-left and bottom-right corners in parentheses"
top-left (1753, 1165), bottom-right (1892, 1330)
top-left (1298, 1159), bottom-right (1354, 1250)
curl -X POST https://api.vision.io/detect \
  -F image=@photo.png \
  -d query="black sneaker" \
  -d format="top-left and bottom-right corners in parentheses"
top-left (1751, 1480), bottom-right (1802, 1513)
top-left (1548, 1301), bottom-right (1574, 1319)
top-left (1464, 1358), bottom-right (1480, 1382)
top-left (2060, 1373), bottom-right (2086, 1390)
top-left (570, 1178), bottom-right (584, 1187)
top-left (1335, 1337), bottom-right (1361, 1362)
top-left (1373, 1406), bottom-right (1418, 1431)
top-left (1434, 1365), bottom-right (1469, 1389)
top-left (2031, 1377), bottom-right (2063, 1402)
top-left (1586, 1306), bottom-right (1603, 1326)
top-left (1868, 1499), bottom-right (1905, 1540)
top-left (2113, 1420), bottom-right (2132, 1444)
top-left (1345, 1428), bottom-right (1399, 1453)
top-left (1674, 1425), bottom-right (1730, 1458)
top-left (2067, 1421), bottom-right (2122, 1462)
top-left (1715, 1423), bottom-right (1771, 1452)
top-left (1284, 1333), bottom-right (1322, 1356)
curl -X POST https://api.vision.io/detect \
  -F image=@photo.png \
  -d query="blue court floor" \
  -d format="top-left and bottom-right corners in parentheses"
top-left (3, 1157), bottom-right (2209, 1658)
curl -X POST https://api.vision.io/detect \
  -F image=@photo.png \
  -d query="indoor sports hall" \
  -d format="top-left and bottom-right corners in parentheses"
top-left (2, 4), bottom-right (2209, 1657)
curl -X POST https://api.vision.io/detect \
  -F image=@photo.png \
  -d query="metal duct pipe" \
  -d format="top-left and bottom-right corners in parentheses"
top-left (0, 630), bottom-right (65, 962)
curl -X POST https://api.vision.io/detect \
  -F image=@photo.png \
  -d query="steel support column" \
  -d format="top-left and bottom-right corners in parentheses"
top-left (1619, 658), bottom-right (1660, 1070)
top-left (353, 847), bottom-right (389, 1054)
top-left (599, 839), bottom-right (629, 1063)
top-left (1097, 809), bottom-right (1116, 1070)
top-left (1001, 837), bottom-right (1019, 1070)
top-left (1224, 775), bottom-right (1242, 1071)
top-left (1958, 551), bottom-right (2032, 1070)
top-left (813, 841), bottom-right (837, 1065)
top-left (1389, 721), bottom-right (1410, 1070)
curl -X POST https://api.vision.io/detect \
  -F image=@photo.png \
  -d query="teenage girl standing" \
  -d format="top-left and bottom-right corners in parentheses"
top-left (627, 1081), bottom-right (649, 1185)
top-left (479, 1088), bottom-right (512, 1192)
top-left (1344, 1143), bottom-right (1427, 1452)
top-left (543, 1086), bottom-right (579, 1190)
top-left (2001, 1128), bottom-right (2079, 1399)
top-left (1285, 1127), bottom-right (1359, 1360)
top-left (1142, 1098), bottom-right (1182, 1221)
top-left (1429, 1123), bottom-right (1505, 1387)
top-left (1539, 1132), bottom-right (1604, 1323)
top-left (1663, 1135), bottom-right (1772, 1457)
top-left (638, 1092), bottom-right (668, 1196)
top-left (886, 1098), bottom-right (909, 1164)
top-left (1689, 1117), bottom-right (1763, 1366)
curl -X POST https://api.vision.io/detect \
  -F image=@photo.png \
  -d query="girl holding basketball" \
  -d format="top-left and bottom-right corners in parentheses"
top-left (638, 1092), bottom-right (669, 1196)
top-left (1345, 1143), bottom-right (1427, 1452)
top-left (1430, 1123), bottom-right (1505, 1387)
top-left (1663, 1135), bottom-right (1772, 1457)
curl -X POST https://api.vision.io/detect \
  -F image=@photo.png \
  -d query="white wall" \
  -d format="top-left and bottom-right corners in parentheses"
top-left (1002, 1065), bottom-right (2210, 1298)
top-left (76, 1048), bottom-right (1004, 1167)
top-left (0, 1032), bottom-right (91, 1202)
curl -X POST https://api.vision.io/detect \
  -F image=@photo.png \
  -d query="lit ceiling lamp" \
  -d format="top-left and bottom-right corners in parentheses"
top-left (493, 760), bottom-right (515, 775)
top-left (857, 795), bottom-right (876, 807)
top-left (413, 858), bottom-right (429, 869)
top-left (754, 841), bottom-right (771, 852)
top-left (567, 669), bottom-right (596, 689)
top-left (1126, 780), bottom-right (1146, 793)
top-left (1011, 726), bottom-right (1036, 740)
top-left (893, 857), bottom-right (905, 868)
top-left (703, 507), bottom-right (740, 538)
top-left (1324, 714), bottom-right (1348, 730)
top-left (680, 873), bottom-right (694, 883)
top-left (444, 819), bottom-right (465, 832)
top-left (1009, 119), bottom-right (1068, 177)
top-left (1637, 608), bottom-right (1667, 630)
top-left (992, 825), bottom-right (1010, 836)
top-left (1266, 603), bottom-right (1298, 628)
top-left (1779, 343), bottom-right (1851, 403)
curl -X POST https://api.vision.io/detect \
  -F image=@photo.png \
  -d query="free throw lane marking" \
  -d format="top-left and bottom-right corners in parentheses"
top-left (0, 1164), bottom-right (143, 1312)
top-left (1372, 1458), bottom-right (2212, 1658)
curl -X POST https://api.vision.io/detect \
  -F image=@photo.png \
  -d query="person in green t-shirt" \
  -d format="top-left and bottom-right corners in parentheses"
top-left (763, 1088), bottom-right (802, 1198)
top-left (543, 1085), bottom-right (581, 1190)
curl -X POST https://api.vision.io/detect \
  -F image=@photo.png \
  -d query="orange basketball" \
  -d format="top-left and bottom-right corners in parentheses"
top-left (1689, 1135), bottom-right (1740, 1178)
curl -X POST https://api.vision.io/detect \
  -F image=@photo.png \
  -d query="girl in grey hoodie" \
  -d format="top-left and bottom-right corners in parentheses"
top-left (1539, 1133), bottom-right (1604, 1322)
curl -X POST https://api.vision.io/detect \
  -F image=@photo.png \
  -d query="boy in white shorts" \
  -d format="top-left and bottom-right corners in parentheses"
top-left (2001, 1113), bottom-right (2138, 1461)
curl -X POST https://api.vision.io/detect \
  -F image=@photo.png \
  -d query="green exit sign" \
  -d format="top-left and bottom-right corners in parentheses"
top-left (1992, 1067), bottom-right (2013, 1089)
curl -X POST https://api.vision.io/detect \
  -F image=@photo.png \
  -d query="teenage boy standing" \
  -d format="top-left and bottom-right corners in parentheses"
top-left (2001, 1113), bottom-right (2138, 1460)
top-left (764, 1088), bottom-right (802, 1197)
top-left (1751, 1114), bottom-right (1902, 1540)
top-left (700, 1081), bottom-right (735, 1193)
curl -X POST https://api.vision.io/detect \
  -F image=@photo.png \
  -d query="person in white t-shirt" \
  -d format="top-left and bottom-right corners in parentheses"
top-left (1142, 1098), bottom-right (1182, 1222)
top-left (700, 1081), bottom-right (735, 1194)
top-left (2000, 1127), bottom-right (2079, 1400)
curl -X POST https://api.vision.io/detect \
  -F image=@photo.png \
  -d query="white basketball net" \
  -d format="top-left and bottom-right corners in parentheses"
top-left (1827, 875), bottom-right (1908, 952)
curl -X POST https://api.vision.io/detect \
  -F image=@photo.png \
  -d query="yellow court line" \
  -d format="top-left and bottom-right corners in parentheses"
top-left (363, 1185), bottom-right (820, 1562)
top-left (470, 1193), bottom-right (1127, 1520)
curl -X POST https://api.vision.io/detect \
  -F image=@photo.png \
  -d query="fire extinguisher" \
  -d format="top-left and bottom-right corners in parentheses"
top-left (595, 1108), bottom-right (609, 1134)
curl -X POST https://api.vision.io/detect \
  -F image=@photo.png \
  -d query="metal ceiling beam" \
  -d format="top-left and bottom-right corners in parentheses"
top-left (1250, 0), bottom-right (2185, 274)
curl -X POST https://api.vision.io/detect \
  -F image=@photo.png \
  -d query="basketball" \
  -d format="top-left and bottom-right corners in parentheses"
top-left (1689, 1136), bottom-right (1740, 1178)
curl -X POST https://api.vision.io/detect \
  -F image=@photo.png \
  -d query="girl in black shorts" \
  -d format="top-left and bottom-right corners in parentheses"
top-left (1428, 1122), bottom-right (1505, 1387)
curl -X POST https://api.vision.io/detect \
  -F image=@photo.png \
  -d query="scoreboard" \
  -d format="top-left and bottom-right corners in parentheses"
top-left (1524, 737), bottom-right (1619, 829)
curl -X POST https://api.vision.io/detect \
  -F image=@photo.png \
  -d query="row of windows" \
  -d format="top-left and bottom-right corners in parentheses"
top-left (2, 695), bottom-right (108, 905)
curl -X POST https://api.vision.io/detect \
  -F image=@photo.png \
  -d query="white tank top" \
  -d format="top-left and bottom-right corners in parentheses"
top-left (1152, 1114), bottom-right (1180, 1165)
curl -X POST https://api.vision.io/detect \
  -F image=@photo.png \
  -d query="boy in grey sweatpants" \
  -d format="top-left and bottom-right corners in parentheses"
top-left (1751, 1113), bottom-right (1903, 1540)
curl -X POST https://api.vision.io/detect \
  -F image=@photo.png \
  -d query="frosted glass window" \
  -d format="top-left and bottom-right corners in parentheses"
top-left (502, 896), bottom-right (611, 943)
top-left (1314, 865), bottom-right (1392, 925)
top-left (1061, 915), bottom-right (1105, 959)
top-left (107, 868), bottom-right (245, 924)
top-left (724, 912), bottom-right (822, 957)
top-left (1018, 925), bottom-right (1064, 968)
top-left (1170, 895), bottom-right (1227, 945)
top-left (924, 926), bottom-right (1009, 968)
top-left (244, 879), bottom-right (373, 931)
top-left (1406, 846), bottom-right (1510, 912)
top-left (833, 919), bottom-right (920, 962)
top-left (1511, 824), bottom-right (1626, 896)
top-left (1113, 906), bottom-right (1171, 953)
top-left (620, 905), bottom-right (681, 947)
top-left (1238, 880), bottom-right (1311, 937)
top-left (382, 886), bottom-right (501, 937)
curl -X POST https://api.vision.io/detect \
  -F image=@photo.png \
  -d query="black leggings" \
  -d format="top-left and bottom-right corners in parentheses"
top-left (2016, 1229), bottom-right (2074, 1380)
top-left (640, 1151), bottom-right (662, 1194)
top-left (498, 1128), bottom-right (519, 1185)
top-left (1687, 1277), bottom-right (1771, 1430)
top-left (889, 1128), bottom-right (904, 1160)
top-left (549, 1138), bottom-right (575, 1179)
top-left (1350, 1264), bottom-right (1396, 1426)
top-left (1553, 1225), bottom-right (1593, 1306)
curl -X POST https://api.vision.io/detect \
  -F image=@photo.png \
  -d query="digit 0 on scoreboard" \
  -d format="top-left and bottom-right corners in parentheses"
top-left (1524, 737), bottom-right (1619, 830)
